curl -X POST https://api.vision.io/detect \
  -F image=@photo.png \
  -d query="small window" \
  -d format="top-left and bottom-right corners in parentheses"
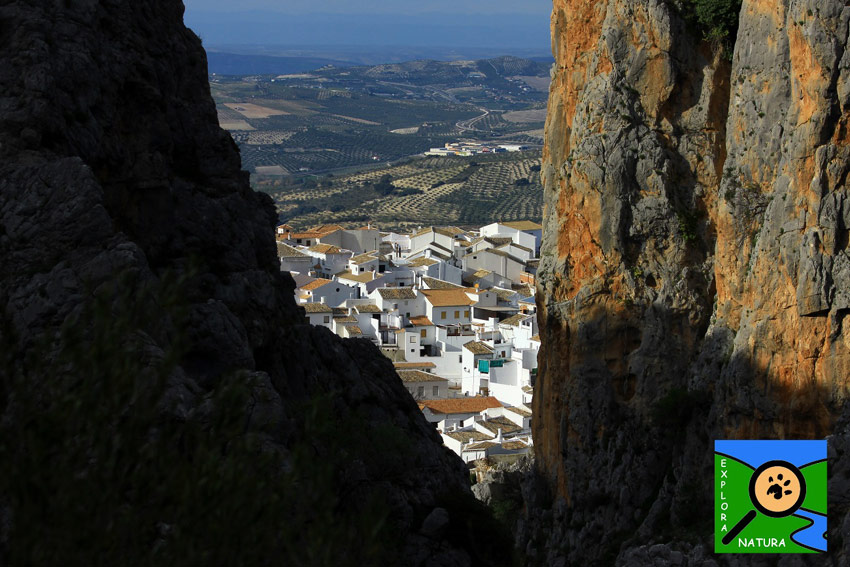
top-left (420, 329), bottom-right (427, 338)
top-left (410, 348), bottom-right (415, 354)
top-left (464, 310), bottom-right (469, 318)
top-left (473, 256), bottom-right (477, 259)
top-left (458, 355), bottom-right (462, 363)
top-left (323, 315), bottom-right (330, 324)
top-left (336, 288), bottom-right (340, 292)
top-left (417, 386), bottom-right (425, 397)
top-left (432, 386), bottom-right (439, 396)
top-left (441, 311), bottom-right (447, 319)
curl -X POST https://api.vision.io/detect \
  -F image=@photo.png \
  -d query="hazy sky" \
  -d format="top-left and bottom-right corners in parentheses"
top-left (183, 0), bottom-right (552, 15)
top-left (183, 0), bottom-right (553, 51)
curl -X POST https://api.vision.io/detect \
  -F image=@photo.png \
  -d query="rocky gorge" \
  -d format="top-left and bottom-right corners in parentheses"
top-left (5, 0), bottom-right (850, 565)
top-left (0, 1), bottom-right (509, 565)
top-left (528, 0), bottom-right (850, 564)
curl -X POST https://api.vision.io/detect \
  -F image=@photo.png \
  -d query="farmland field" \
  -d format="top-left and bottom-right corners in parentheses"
top-left (260, 151), bottom-right (543, 231)
top-left (210, 55), bottom-right (548, 175)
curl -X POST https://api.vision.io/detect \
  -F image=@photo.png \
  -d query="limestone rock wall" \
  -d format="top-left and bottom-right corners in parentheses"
top-left (529, 0), bottom-right (850, 564)
top-left (0, 2), bottom-right (486, 565)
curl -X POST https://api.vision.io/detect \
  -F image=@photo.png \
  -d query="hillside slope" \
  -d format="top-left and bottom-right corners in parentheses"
top-left (0, 2), bottom-right (500, 565)
top-left (528, 0), bottom-right (850, 564)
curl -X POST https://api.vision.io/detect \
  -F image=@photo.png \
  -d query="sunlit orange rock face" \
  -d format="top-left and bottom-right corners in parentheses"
top-left (528, 0), bottom-right (850, 563)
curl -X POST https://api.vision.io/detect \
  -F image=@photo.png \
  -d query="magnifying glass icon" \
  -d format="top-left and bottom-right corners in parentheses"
top-left (721, 459), bottom-right (807, 545)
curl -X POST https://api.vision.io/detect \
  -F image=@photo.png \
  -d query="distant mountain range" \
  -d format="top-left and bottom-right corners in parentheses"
top-left (205, 52), bottom-right (553, 78)
top-left (205, 52), bottom-right (354, 76)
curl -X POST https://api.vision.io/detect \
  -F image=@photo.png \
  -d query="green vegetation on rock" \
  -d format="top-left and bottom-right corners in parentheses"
top-left (673, 0), bottom-right (743, 56)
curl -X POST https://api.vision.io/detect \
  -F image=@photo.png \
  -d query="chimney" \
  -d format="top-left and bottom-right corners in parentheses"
top-left (496, 428), bottom-right (503, 443)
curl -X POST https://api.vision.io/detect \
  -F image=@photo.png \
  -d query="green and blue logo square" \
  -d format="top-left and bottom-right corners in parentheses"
top-left (715, 440), bottom-right (826, 553)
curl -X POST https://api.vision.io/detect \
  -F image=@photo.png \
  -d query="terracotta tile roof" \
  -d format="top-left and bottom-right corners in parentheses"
top-left (421, 277), bottom-right (464, 290)
top-left (337, 270), bottom-right (375, 283)
top-left (491, 287), bottom-right (518, 302)
top-left (477, 416), bottom-right (522, 436)
top-left (420, 288), bottom-right (475, 307)
top-left (501, 220), bottom-right (542, 231)
top-left (345, 325), bottom-right (363, 335)
top-left (407, 257), bottom-right (439, 267)
top-left (424, 249), bottom-right (452, 261)
top-left (277, 242), bottom-right (308, 257)
top-left (311, 224), bottom-right (345, 235)
top-left (409, 315), bottom-right (434, 326)
top-left (483, 236), bottom-right (513, 247)
top-left (505, 406), bottom-right (533, 418)
top-left (498, 241), bottom-right (533, 253)
top-left (354, 304), bottom-right (382, 313)
top-left (522, 385), bottom-right (534, 394)
top-left (419, 396), bottom-right (502, 415)
top-left (413, 226), bottom-right (464, 239)
top-left (332, 307), bottom-right (349, 315)
top-left (378, 288), bottom-right (417, 300)
top-left (398, 370), bottom-right (448, 383)
top-left (513, 284), bottom-right (535, 297)
top-left (469, 269), bottom-right (492, 280)
top-left (529, 335), bottom-right (540, 342)
top-left (334, 316), bottom-right (357, 323)
top-left (351, 251), bottom-right (379, 264)
top-left (499, 313), bottom-right (530, 327)
top-left (302, 302), bottom-right (333, 313)
top-left (444, 431), bottom-right (493, 443)
top-left (301, 278), bottom-right (332, 291)
top-left (393, 361), bottom-right (436, 369)
top-left (463, 340), bottom-right (494, 355)
top-left (465, 441), bottom-right (499, 451)
top-left (291, 224), bottom-right (344, 239)
top-left (428, 241), bottom-right (453, 253)
top-left (501, 440), bottom-right (530, 451)
top-left (309, 243), bottom-right (344, 255)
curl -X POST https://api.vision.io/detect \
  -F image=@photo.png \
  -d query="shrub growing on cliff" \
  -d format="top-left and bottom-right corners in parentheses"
top-left (672, 0), bottom-right (743, 57)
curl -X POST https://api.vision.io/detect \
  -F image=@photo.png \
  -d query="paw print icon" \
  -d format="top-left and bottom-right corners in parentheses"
top-left (722, 460), bottom-right (807, 545)
top-left (753, 462), bottom-right (806, 514)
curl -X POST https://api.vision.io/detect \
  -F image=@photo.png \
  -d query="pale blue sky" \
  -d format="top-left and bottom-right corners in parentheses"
top-left (183, 0), bottom-right (553, 51)
top-left (183, 0), bottom-right (552, 15)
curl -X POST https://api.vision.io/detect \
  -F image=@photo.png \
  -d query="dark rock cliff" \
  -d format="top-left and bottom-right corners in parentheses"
top-left (0, 2), bottom-right (500, 565)
top-left (527, 0), bottom-right (850, 565)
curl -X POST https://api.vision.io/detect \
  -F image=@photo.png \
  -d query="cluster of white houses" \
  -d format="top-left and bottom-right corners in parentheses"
top-left (278, 220), bottom-right (541, 463)
top-left (424, 142), bottom-right (531, 157)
